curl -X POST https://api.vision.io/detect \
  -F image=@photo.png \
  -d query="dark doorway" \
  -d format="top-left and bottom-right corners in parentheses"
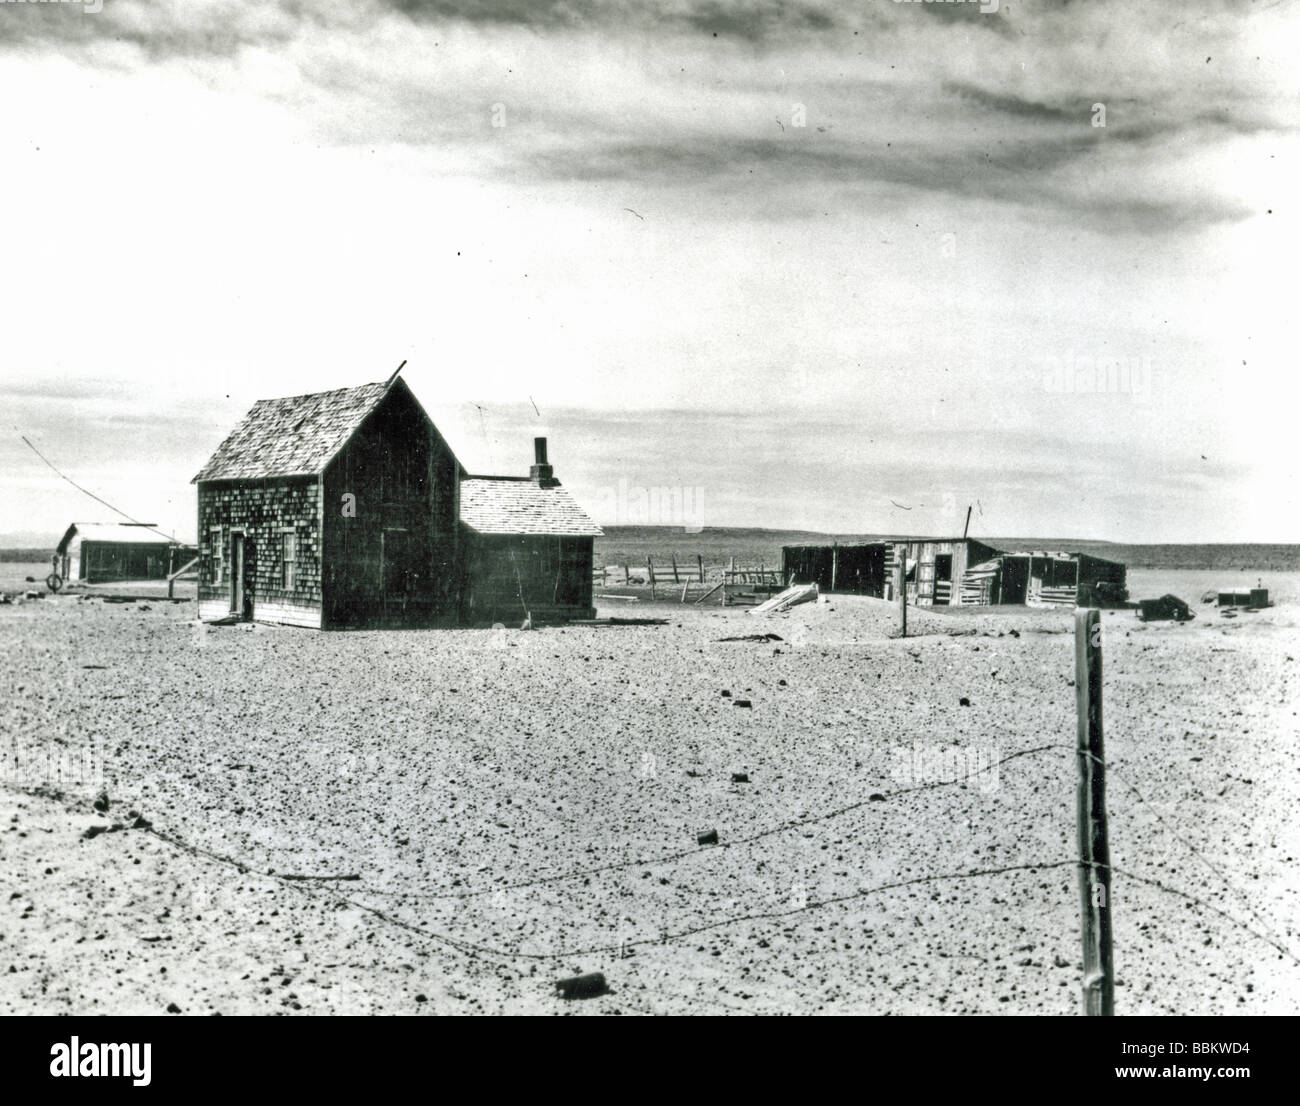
top-left (1000, 556), bottom-right (1028, 605)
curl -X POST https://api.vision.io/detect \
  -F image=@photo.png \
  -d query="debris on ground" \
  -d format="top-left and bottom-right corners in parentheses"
top-left (715, 632), bottom-right (782, 643)
top-left (568, 617), bottom-right (668, 626)
top-left (748, 582), bottom-right (818, 615)
top-left (555, 972), bottom-right (608, 999)
top-left (1137, 595), bottom-right (1194, 622)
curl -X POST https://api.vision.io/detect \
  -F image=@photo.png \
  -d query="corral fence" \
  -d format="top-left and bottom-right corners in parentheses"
top-left (595, 554), bottom-right (785, 605)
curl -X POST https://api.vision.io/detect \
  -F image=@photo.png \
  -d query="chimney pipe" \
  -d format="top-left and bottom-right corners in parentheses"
top-left (530, 436), bottom-right (556, 485)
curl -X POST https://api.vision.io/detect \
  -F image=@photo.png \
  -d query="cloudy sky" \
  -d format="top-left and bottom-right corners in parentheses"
top-left (1, 0), bottom-right (1296, 544)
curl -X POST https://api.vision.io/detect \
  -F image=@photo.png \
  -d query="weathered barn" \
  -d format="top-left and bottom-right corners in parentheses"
top-left (963, 551), bottom-right (1128, 608)
top-left (885, 537), bottom-right (1005, 606)
top-left (782, 536), bottom-right (1002, 607)
top-left (782, 537), bottom-right (1125, 609)
top-left (55, 523), bottom-right (192, 584)
top-left (782, 542), bottom-right (886, 596)
top-left (192, 377), bottom-right (600, 629)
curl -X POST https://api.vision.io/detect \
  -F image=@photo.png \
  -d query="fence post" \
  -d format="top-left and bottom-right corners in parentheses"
top-left (647, 556), bottom-right (656, 600)
top-left (697, 554), bottom-right (704, 583)
top-left (897, 553), bottom-right (907, 638)
top-left (1075, 607), bottom-right (1114, 1016)
top-left (671, 554), bottom-right (679, 584)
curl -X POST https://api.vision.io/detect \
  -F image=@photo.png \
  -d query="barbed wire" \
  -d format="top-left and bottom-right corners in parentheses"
top-left (351, 743), bottom-right (1066, 903)
top-left (1080, 750), bottom-right (1293, 956)
top-left (6, 740), bottom-right (1297, 991)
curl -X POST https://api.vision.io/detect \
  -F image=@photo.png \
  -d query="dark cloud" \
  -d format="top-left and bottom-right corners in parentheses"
top-left (388, 0), bottom-right (842, 39)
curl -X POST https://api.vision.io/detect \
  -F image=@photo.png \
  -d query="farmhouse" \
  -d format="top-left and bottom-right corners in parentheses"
top-left (192, 376), bottom-right (601, 629)
top-left (55, 523), bottom-right (192, 585)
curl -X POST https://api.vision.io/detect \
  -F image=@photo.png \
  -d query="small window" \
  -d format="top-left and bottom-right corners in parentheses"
top-left (282, 531), bottom-right (297, 590)
top-left (210, 527), bottom-right (223, 584)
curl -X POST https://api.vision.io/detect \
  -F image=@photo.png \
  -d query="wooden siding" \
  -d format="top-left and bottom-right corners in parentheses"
top-left (783, 543), bottom-right (885, 596)
top-left (321, 383), bottom-right (460, 628)
top-left (461, 532), bottom-right (594, 625)
top-left (71, 541), bottom-right (172, 583)
top-left (885, 539), bottom-right (1002, 606)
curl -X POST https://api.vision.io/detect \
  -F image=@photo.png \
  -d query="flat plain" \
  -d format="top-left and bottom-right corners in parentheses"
top-left (1, 568), bottom-right (1297, 1014)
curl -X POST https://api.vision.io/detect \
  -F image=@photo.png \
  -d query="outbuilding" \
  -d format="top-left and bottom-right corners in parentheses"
top-left (54, 523), bottom-right (191, 584)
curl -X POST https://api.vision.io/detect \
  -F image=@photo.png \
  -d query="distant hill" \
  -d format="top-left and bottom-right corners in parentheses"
top-left (7, 529), bottom-right (1296, 572)
top-left (594, 527), bottom-right (1300, 572)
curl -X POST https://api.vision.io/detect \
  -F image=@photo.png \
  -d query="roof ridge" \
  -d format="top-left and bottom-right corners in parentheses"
top-left (249, 381), bottom-right (388, 405)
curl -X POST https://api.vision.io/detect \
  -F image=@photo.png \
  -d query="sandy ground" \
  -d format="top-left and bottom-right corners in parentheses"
top-left (1, 571), bottom-right (1297, 1015)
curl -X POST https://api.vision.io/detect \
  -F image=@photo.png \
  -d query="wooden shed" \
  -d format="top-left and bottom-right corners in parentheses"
top-left (983, 551), bottom-right (1127, 608)
top-left (192, 377), bottom-right (600, 629)
top-left (885, 537), bottom-right (1005, 607)
top-left (55, 523), bottom-right (191, 584)
top-left (783, 537), bottom-right (1002, 606)
top-left (782, 542), bottom-right (886, 596)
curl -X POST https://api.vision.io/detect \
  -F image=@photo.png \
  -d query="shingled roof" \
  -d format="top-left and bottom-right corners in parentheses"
top-left (192, 382), bottom-right (390, 482)
top-left (460, 477), bottom-right (604, 537)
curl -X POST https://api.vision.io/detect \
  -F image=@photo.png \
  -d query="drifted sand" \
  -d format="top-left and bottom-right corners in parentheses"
top-left (1, 575), bottom-right (1297, 1015)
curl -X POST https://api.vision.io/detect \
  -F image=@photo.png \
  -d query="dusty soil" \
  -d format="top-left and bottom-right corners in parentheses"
top-left (1, 572), bottom-right (1297, 1015)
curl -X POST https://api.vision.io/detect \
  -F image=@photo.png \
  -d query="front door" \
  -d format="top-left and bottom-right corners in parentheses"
top-left (230, 532), bottom-right (245, 616)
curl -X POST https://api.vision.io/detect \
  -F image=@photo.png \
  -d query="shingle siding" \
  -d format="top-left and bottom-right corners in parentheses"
top-left (196, 476), bottom-right (323, 624)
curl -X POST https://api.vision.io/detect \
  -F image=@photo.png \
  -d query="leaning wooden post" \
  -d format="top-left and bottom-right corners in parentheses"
top-left (697, 554), bottom-right (704, 583)
top-left (1075, 608), bottom-right (1115, 1016)
top-left (670, 554), bottom-right (679, 584)
top-left (647, 556), bottom-right (656, 600)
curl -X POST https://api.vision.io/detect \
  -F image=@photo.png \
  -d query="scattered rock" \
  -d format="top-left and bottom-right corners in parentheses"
top-left (555, 972), bottom-right (608, 1000)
